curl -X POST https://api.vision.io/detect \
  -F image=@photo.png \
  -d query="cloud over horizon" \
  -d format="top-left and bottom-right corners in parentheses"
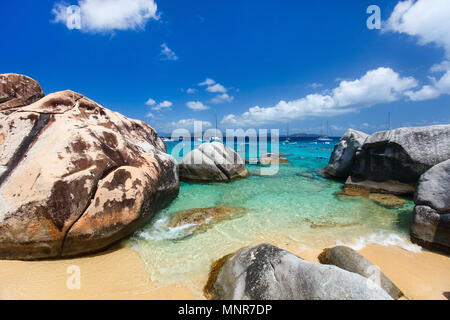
top-left (221, 67), bottom-right (418, 127)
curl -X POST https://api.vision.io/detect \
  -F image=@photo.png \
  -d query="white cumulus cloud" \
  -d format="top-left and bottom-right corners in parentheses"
top-left (221, 67), bottom-right (418, 127)
top-left (385, 0), bottom-right (450, 101)
top-left (152, 100), bottom-right (173, 111)
top-left (385, 0), bottom-right (450, 58)
top-left (210, 93), bottom-right (234, 104)
top-left (52, 0), bottom-right (159, 33)
top-left (198, 78), bottom-right (216, 86)
top-left (186, 101), bottom-right (210, 111)
top-left (206, 83), bottom-right (227, 93)
top-left (145, 98), bottom-right (156, 106)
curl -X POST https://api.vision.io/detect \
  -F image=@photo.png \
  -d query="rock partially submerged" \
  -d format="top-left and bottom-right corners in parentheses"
top-left (324, 129), bottom-right (368, 179)
top-left (340, 184), bottom-right (407, 208)
top-left (344, 176), bottom-right (416, 196)
top-left (318, 246), bottom-right (404, 299)
top-left (259, 153), bottom-right (290, 165)
top-left (296, 172), bottom-right (315, 179)
top-left (179, 142), bottom-right (248, 182)
top-left (411, 159), bottom-right (450, 253)
top-left (301, 218), bottom-right (360, 229)
top-left (0, 73), bottom-right (44, 111)
top-left (205, 243), bottom-right (392, 300)
top-left (169, 206), bottom-right (247, 234)
top-left (0, 88), bottom-right (179, 260)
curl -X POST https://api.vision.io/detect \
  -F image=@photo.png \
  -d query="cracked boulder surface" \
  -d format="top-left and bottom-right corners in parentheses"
top-left (0, 89), bottom-right (179, 260)
top-left (0, 74), bottom-right (44, 111)
top-left (179, 142), bottom-right (248, 182)
top-left (205, 243), bottom-right (392, 300)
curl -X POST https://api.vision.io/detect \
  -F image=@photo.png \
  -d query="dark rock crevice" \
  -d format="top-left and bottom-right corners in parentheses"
top-left (0, 113), bottom-right (53, 187)
top-left (60, 165), bottom-right (122, 256)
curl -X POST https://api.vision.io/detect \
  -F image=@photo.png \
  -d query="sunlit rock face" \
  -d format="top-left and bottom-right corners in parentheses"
top-left (0, 73), bottom-right (44, 111)
top-left (205, 243), bottom-right (392, 300)
top-left (0, 86), bottom-right (179, 260)
top-left (179, 142), bottom-right (248, 182)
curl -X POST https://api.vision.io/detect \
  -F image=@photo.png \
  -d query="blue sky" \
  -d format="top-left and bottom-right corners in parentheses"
top-left (1, 0), bottom-right (449, 135)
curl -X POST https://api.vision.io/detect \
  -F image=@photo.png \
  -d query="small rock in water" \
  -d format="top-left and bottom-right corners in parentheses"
top-left (259, 153), bottom-right (290, 166)
top-left (339, 185), bottom-right (407, 208)
top-left (296, 172), bottom-right (315, 179)
top-left (301, 218), bottom-right (360, 229)
top-left (169, 206), bottom-right (247, 234)
top-left (368, 193), bottom-right (407, 208)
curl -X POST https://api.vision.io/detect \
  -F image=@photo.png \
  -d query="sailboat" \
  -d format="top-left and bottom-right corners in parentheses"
top-left (316, 121), bottom-right (333, 144)
top-left (210, 112), bottom-right (222, 142)
top-left (283, 122), bottom-right (290, 144)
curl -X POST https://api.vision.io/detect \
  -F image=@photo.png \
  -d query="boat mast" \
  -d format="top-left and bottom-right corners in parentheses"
top-left (215, 111), bottom-right (218, 137)
top-left (387, 112), bottom-right (391, 130)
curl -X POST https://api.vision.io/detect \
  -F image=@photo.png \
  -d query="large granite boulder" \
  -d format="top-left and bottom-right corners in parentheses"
top-left (347, 125), bottom-right (450, 194)
top-left (0, 89), bottom-right (179, 260)
top-left (411, 159), bottom-right (450, 253)
top-left (179, 142), bottom-right (248, 182)
top-left (0, 73), bottom-right (44, 111)
top-left (318, 246), bottom-right (404, 299)
top-left (205, 244), bottom-right (392, 300)
top-left (324, 129), bottom-right (368, 179)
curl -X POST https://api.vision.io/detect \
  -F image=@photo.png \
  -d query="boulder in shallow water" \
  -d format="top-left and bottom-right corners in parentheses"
top-left (0, 73), bottom-right (44, 111)
top-left (411, 159), bottom-right (450, 253)
top-left (350, 125), bottom-right (450, 188)
top-left (324, 129), bottom-right (368, 179)
top-left (259, 153), bottom-right (290, 166)
top-left (179, 142), bottom-right (248, 182)
top-left (205, 243), bottom-right (392, 300)
top-left (318, 246), bottom-right (404, 299)
top-left (0, 89), bottom-right (179, 260)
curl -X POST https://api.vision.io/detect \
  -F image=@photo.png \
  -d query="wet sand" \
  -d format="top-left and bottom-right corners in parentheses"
top-left (0, 243), bottom-right (448, 300)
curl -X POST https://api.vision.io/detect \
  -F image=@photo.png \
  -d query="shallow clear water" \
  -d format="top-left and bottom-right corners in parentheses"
top-left (126, 139), bottom-right (418, 293)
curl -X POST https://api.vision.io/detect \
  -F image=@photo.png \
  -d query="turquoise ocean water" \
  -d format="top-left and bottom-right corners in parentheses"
top-left (126, 139), bottom-right (419, 293)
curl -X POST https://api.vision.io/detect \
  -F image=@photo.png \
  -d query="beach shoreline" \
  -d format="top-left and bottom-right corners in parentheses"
top-left (0, 242), bottom-right (448, 300)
